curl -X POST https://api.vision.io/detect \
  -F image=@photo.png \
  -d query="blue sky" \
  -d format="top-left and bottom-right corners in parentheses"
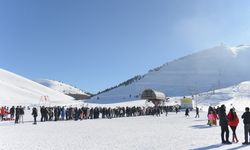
top-left (1, 0), bottom-right (250, 93)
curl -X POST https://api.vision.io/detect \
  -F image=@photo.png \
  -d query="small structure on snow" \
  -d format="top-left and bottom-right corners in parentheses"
top-left (141, 89), bottom-right (168, 106)
top-left (180, 97), bottom-right (193, 109)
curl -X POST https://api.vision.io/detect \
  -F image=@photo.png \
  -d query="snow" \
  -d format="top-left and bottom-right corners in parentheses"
top-left (2, 44), bottom-right (250, 149)
top-left (91, 45), bottom-right (250, 103)
top-left (99, 81), bottom-right (250, 115)
top-left (0, 69), bottom-right (75, 106)
top-left (2, 68), bottom-right (250, 149)
top-left (86, 81), bottom-right (250, 112)
top-left (229, 45), bottom-right (250, 56)
top-left (35, 79), bottom-right (89, 96)
top-left (1, 110), bottom-right (250, 150)
top-left (196, 81), bottom-right (250, 111)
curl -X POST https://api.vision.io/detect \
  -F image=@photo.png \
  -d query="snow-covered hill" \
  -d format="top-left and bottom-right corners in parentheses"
top-left (35, 79), bottom-right (90, 100)
top-left (90, 45), bottom-right (250, 104)
top-left (196, 81), bottom-right (250, 111)
top-left (0, 68), bottom-right (75, 105)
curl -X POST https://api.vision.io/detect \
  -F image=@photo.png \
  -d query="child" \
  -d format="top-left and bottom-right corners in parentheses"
top-left (208, 111), bottom-right (214, 126)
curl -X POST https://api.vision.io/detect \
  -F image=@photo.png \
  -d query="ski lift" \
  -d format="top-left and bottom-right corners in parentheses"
top-left (141, 89), bottom-right (168, 106)
top-left (39, 95), bottom-right (50, 107)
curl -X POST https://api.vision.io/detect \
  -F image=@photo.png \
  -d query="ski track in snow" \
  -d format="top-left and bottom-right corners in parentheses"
top-left (1, 111), bottom-right (250, 150)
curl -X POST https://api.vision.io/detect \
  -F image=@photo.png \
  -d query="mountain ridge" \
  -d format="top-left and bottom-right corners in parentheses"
top-left (90, 45), bottom-right (250, 104)
top-left (35, 79), bottom-right (91, 100)
top-left (0, 68), bottom-right (75, 105)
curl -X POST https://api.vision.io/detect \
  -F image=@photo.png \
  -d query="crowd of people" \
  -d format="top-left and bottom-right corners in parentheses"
top-left (207, 104), bottom-right (250, 145)
top-left (1, 105), bottom-right (181, 125)
top-left (0, 106), bottom-right (25, 123)
top-left (5, 103), bottom-right (250, 145)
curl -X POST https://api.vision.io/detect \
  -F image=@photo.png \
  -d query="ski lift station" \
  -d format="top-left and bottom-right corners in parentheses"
top-left (141, 89), bottom-right (167, 106)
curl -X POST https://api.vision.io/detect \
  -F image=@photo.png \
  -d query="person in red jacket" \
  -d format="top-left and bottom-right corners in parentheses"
top-left (0, 106), bottom-right (6, 121)
top-left (227, 108), bottom-right (239, 143)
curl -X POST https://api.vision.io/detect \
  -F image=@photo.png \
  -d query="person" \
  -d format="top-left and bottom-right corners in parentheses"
top-left (227, 108), bottom-right (239, 143)
top-left (195, 107), bottom-right (199, 118)
top-left (165, 106), bottom-right (169, 116)
top-left (19, 106), bottom-right (24, 123)
top-left (10, 106), bottom-right (15, 120)
top-left (218, 105), bottom-right (231, 144)
top-left (0, 106), bottom-right (5, 121)
top-left (175, 106), bottom-right (179, 114)
top-left (212, 110), bottom-right (218, 125)
top-left (15, 106), bottom-right (20, 124)
top-left (32, 107), bottom-right (38, 125)
top-left (242, 107), bottom-right (250, 144)
top-left (185, 108), bottom-right (189, 117)
top-left (207, 111), bottom-right (214, 126)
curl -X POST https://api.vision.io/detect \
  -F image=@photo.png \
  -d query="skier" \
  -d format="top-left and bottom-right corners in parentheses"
top-left (218, 105), bottom-right (231, 144)
top-left (32, 107), bottom-right (38, 125)
top-left (241, 107), bottom-right (250, 144)
top-left (227, 108), bottom-right (239, 143)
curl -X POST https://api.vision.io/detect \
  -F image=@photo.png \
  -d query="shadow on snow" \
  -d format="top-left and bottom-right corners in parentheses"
top-left (191, 143), bottom-right (223, 150)
top-left (190, 124), bottom-right (214, 129)
top-left (192, 143), bottom-right (250, 150)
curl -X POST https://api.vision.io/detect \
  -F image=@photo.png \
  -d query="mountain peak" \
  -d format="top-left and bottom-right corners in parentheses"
top-left (228, 44), bottom-right (250, 56)
top-left (0, 68), bottom-right (74, 105)
top-left (35, 79), bottom-right (91, 100)
top-left (90, 44), bottom-right (250, 104)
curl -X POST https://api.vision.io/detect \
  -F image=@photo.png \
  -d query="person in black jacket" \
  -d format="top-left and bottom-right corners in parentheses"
top-left (10, 106), bottom-right (15, 119)
top-left (242, 107), bottom-right (250, 144)
top-left (32, 107), bottom-right (38, 125)
top-left (218, 105), bottom-right (231, 144)
top-left (195, 107), bottom-right (199, 118)
top-left (15, 106), bottom-right (20, 124)
top-left (185, 108), bottom-right (189, 117)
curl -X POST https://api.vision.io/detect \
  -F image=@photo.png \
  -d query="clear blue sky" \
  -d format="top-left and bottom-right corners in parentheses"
top-left (1, 0), bottom-right (250, 93)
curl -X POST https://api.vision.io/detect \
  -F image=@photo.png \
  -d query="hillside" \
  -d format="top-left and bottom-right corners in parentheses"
top-left (196, 81), bottom-right (250, 111)
top-left (35, 79), bottom-right (91, 100)
top-left (90, 45), bottom-right (250, 104)
top-left (0, 68), bottom-right (75, 105)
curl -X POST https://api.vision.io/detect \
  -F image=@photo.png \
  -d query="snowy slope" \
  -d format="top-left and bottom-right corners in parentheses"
top-left (0, 111), bottom-right (248, 150)
top-left (90, 45), bottom-right (250, 103)
top-left (85, 81), bottom-right (250, 112)
top-left (196, 81), bottom-right (250, 111)
top-left (35, 79), bottom-right (90, 99)
top-left (0, 68), bottom-right (75, 105)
